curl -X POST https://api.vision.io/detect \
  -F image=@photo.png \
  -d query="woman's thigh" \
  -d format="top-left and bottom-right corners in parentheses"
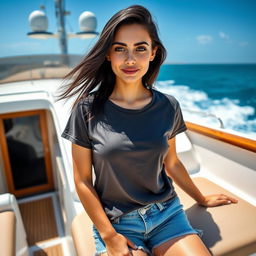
top-left (99, 250), bottom-right (148, 256)
top-left (152, 234), bottom-right (211, 256)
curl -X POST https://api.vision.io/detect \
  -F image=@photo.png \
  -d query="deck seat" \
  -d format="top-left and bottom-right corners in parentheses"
top-left (71, 210), bottom-right (96, 256)
top-left (71, 177), bottom-right (256, 256)
top-left (175, 177), bottom-right (256, 256)
top-left (0, 211), bottom-right (16, 256)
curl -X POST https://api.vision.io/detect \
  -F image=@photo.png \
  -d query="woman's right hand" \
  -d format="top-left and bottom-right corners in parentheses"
top-left (104, 232), bottom-right (137, 256)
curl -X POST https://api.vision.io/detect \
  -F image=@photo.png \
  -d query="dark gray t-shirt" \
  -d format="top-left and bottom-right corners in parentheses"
top-left (62, 88), bottom-right (187, 220)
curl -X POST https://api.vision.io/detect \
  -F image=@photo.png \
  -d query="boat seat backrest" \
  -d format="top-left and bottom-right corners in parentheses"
top-left (0, 193), bottom-right (29, 256)
top-left (0, 211), bottom-right (16, 256)
top-left (176, 132), bottom-right (200, 174)
top-left (71, 211), bottom-right (96, 255)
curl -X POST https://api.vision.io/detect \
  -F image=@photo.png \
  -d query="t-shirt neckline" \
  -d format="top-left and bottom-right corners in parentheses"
top-left (107, 88), bottom-right (155, 114)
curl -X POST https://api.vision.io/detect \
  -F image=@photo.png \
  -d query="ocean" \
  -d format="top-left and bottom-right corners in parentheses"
top-left (155, 64), bottom-right (256, 139)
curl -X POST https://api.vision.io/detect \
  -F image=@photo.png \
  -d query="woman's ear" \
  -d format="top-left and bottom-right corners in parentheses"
top-left (106, 55), bottom-right (111, 61)
top-left (150, 46), bottom-right (158, 61)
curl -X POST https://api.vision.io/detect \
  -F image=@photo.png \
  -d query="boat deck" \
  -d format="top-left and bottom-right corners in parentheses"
top-left (18, 192), bottom-right (67, 256)
top-left (33, 244), bottom-right (63, 256)
top-left (19, 197), bottom-right (58, 245)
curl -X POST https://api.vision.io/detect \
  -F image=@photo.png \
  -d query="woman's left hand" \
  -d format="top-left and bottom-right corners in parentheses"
top-left (198, 194), bottom-right (238, 207)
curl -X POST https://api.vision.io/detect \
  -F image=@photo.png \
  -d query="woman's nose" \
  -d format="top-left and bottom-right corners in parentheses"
top-left (125, 51), bottom-right (136, 65)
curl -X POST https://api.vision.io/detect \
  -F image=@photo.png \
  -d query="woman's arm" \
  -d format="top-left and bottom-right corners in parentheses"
top-left (163, 137), bottom-right (238, 207)
top-left (72, 143), bottom-right (136, 255)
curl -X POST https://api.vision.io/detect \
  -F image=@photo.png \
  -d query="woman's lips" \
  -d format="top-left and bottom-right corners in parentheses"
top-left (121, 68), bottom-right (139, 75)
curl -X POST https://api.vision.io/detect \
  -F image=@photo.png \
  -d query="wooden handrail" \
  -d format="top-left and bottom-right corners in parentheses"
top-left (186, 121), bottom-right (256, 153)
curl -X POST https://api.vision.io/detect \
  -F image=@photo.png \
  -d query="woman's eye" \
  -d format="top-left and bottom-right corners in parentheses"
top-left (136, 46), bottom-right (146, 52)
top-left (114, 47), bottom-right (125, 52)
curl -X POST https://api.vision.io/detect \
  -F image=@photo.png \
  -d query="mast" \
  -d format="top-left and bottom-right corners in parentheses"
top-left (54, 0), bottom-right (69, 65)
top-left (54, 0), bottom-right (68, 55)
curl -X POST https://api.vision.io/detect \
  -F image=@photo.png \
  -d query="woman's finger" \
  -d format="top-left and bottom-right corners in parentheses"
top-left (227, 195), bottom-right (238, 203)
top-left (218, 194), bottom-right (238, 203)
top-left (129, 250), bottom-right (134, 256)
top-left (218, 194), bottom-right (228, 199)
top-left (126, 237), bottom-right (138, 250)
top-left (216, 199), bottom-right (233, 206)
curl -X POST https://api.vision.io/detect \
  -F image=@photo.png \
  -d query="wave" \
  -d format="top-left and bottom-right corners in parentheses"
top-left (155, 80), bottom-right (256, 140)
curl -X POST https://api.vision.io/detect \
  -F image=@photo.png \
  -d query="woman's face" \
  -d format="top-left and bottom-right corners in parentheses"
top-left (107, 24), bottom-right (157, 85)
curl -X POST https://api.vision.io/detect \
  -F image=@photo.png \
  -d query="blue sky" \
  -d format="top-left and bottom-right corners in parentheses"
top-left (0, 0), bottom-right (255, 63)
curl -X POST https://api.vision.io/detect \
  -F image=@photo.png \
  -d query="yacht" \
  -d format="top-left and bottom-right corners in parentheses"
top-left (0, 54), bottom-right (255, 256)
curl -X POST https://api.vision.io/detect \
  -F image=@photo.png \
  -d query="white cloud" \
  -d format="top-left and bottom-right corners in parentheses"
top-left (196, 35), bottom-right (212, 45)
top-left (219, 31), bottom-right (230, 40)
top-left (239, 41), bottom-right (249, 47)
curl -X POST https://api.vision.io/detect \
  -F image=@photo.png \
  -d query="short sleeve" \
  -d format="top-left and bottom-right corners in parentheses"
top-left (61, 102), bottom-right (92, 149)
top-left (167, 100), bottom-right (187, 140)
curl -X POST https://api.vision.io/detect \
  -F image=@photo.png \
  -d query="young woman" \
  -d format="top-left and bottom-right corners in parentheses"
top-left (59, 5), bottom-right (237, 256)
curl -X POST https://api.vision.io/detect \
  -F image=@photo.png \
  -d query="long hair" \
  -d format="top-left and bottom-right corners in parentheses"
top-left (57, 5), bottom-right (166, 119)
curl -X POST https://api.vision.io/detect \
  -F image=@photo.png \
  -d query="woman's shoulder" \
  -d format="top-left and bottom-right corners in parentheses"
top-left (153, 88), bottom-right (180, 109)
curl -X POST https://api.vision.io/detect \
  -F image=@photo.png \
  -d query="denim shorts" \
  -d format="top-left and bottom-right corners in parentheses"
top-left (92, 196), bottom-right (203, 255)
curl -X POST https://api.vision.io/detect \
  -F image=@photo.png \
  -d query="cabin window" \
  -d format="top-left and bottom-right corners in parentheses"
top-left (4, 115), bottom-right (48, 190)
top-left (0, 110), bottom-right (53, 197)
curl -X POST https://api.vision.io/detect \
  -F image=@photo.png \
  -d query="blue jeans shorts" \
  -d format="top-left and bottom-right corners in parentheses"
top-left (92, 196), bottom-right (203, 255)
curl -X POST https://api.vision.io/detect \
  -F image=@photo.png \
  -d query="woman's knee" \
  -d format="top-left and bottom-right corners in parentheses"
top-left (152, 234), bottom-right (211, 256)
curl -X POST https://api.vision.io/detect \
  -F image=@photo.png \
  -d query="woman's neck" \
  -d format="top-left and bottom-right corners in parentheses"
top-left (109, 80), bottom-right (151, 104)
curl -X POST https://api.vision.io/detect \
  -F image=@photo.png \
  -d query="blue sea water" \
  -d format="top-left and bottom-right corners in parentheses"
top-left (156, 64), bottom-right (256, 139)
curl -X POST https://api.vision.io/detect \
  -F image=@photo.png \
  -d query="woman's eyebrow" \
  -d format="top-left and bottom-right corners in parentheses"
top-left (111, 41), bottom-right (149, 46)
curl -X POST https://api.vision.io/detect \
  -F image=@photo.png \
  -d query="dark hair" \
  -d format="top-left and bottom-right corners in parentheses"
top-left (57, 5), bottom-right (166, 118)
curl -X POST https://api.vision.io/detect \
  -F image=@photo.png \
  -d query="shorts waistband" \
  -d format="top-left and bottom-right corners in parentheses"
top-left (112, 198), bottom-right (174, 224)
top-left (139, 201), bottom-right (164, 213)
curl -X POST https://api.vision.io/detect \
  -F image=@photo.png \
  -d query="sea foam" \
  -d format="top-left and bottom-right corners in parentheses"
top-left (155, 80), bottom-right (256, 140)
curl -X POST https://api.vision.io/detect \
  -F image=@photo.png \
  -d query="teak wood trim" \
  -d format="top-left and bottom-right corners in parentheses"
top-left (0, 109), bottom-right (54, 197)
top-left (0, 110), bottom-right (42, 119)
top-left (186, 121), bottom-right (256, 153)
